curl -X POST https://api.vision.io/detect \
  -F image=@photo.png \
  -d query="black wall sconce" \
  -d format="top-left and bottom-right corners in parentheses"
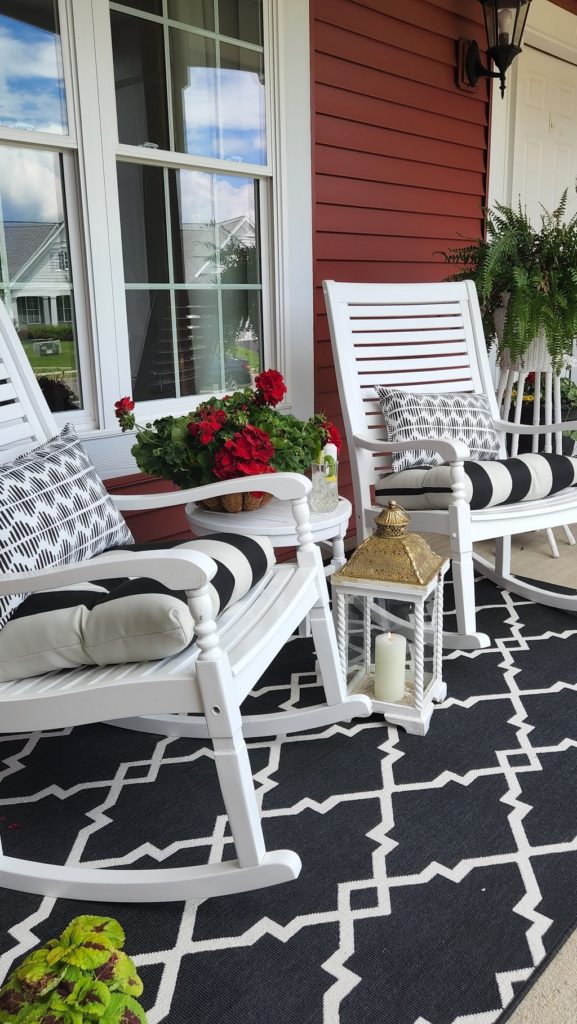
top-left (458, 0), bottom-right (533, 98)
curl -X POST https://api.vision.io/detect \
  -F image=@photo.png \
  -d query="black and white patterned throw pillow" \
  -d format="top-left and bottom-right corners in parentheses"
top-left (374, 386), bottom-right (501, 472)
top-left (0, 424), bottom-right (133, 628)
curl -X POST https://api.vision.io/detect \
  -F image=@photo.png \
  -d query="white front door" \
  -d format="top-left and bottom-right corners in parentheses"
top-left (510, 44), bottom-right (577, 224)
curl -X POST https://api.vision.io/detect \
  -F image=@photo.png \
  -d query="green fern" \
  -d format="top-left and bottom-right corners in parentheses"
top-left (440, 188), bottom-right (577, 372)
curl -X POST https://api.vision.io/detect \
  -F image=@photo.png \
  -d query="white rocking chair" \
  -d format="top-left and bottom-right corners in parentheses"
top-left (0, 299), bottom-right (370, 903)
top-left (324, 279), bottom-right (577, 651)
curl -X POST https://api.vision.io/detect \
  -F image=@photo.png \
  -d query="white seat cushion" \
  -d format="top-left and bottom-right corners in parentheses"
top-left (0, 534), bottom-right (275, 682)
top-left (376, 453), bottom-right (577, 511)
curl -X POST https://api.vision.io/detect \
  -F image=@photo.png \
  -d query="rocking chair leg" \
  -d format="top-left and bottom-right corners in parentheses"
top-left (447, 507), bottom-right (490, 650)
top-left (495, 536), bottom-right (511, 576)
top-left (196, 656), bottom-right (267, 867)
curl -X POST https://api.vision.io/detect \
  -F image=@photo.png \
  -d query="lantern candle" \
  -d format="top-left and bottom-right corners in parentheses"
top-left (374, 631), bottom-right (406, 702)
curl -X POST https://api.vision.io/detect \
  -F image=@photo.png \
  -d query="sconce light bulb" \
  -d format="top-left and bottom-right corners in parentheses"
top-left (497, 7), bottom-right (514, 45)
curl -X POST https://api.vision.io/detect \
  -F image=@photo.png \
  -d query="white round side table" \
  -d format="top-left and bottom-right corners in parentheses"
top-left (185, 495), bottom-right (352, 576)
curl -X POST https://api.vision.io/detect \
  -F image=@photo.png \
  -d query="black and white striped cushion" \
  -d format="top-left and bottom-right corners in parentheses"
top-left (374, 386), bottom-right (501, 472)
top-left (0, 424), bottom-right (134, 628)
top-left (376, 453), bottom-right (577, 511)
top-left (0, 534), bottom-right (274, 682)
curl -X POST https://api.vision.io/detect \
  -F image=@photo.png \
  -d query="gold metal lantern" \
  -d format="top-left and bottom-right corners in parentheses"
top-left (331, 502), bottom-right (449, 736)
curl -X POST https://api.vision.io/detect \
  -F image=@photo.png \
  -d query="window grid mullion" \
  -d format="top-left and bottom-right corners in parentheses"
top-left (162, 164), bottom-right (181, 399)
top-left (108, 2), bottom-right (265, 55)
top-left (162, 0), bottom-right (176, 154)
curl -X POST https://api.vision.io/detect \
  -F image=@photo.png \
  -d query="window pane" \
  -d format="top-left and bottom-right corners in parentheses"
top-left (171, 28), bottom-right (218, 158)
top-left (120, 162), bottom-right (262, 399)
top-left (219, 43), bottom-right (265, 163)
top-left (171, 32), bottom-right (265, 162)
top-left (126, 289), bottom-right (174, 401)
top-left (117, 0), bottom-right (162, 13)
top-left (117, 163), bottom-right (169, 283)
top-left (221, 289), bottom-right (262, 382)
top-left (171, 171), bottom-right (259, 286)
top-left (0, 145), bottom-right (82, 411)
top-left (219, 0), bottom-right (262, 45)
top-left (111, 10), bottom-right (169, 149)
top-left (167, 0), bottom-right (214, 31)
top-left (0, 0), bottom-right (68, 134)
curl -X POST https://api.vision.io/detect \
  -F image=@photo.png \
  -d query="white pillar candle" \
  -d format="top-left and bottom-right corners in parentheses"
top-left (374, 631), bottom-right (406, 702)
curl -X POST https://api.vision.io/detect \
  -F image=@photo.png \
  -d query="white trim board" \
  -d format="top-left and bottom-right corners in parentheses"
top-left (488, 1), bottom-right (577, 209)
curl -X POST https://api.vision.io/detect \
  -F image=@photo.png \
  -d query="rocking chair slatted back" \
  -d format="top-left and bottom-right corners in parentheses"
top-left (324, 277), bottom-right (577, 652)
top-left (0, 301), bottom-right (57, 461)
top-left (324, 279), bottom-right (505, 492)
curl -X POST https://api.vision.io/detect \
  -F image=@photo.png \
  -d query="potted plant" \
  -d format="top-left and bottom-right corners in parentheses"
top-left (442, 188), bottom-right (577, 373)
top-left (0, 915), bottom-right (147, 1023)
top-left (115, 369), bottom-right (342, 512)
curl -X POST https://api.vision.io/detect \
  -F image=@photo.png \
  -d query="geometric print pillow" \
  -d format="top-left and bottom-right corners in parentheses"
top-left (374, 386), bottom-right (501, 472)
top-left (0, 423), bottom-right (133, 629)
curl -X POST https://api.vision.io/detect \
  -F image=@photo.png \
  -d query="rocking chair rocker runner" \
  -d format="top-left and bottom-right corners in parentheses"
top-left (0, 299), bottom-right (371, 902)
top-left (324, 279), bottom-right (577, 651)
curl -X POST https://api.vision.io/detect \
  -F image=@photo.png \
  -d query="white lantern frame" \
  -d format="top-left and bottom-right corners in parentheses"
top-left (331, 560), bottom-right (449, 736)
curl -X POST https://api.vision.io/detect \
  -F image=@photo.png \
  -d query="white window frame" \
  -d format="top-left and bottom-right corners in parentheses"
top-left (0, 0), bottom-right (314, 477)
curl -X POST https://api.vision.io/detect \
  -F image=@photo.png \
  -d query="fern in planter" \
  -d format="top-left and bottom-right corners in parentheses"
top-left (442, 189), bottom-right (577, 372)
top-left (0, 916), bottom-right (147, 1024)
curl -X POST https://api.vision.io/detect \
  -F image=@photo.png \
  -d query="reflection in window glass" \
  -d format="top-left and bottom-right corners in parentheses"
top-left (118, 0), bottom-right (162, 13)
top-left (120, 163), bottom-right (262, 399)
top-left (219, 0), bottom-right (262, 45)
top-left (117, 163), bottom-right (169, 283)
top-left (172, 32), bottom-right (265, 162)
top-left (167, 0), bottom-right (214, 32)
top-left (172, 170), bottom-right (259, 285)
top-left (171, 29), bottom-right (218, 159)
top-left (0, 145), bottom-right (82, 411)
top-left (0, 1), bottom-right (68, 134)
top-left (125, 289), bottom-right (174, 402)
top-left (111, 10), bottom-right (169, 149)
top-left (111, 1), bottom-right (266, 164)
top-left (219, 43), bottom-right (265, 163)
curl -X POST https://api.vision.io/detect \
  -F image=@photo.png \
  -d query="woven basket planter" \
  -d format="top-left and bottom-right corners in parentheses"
top-left (197, 492), bottom-right (273, 513)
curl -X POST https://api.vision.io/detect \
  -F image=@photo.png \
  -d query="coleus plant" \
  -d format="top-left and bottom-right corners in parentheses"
top-left (0, 916), bottom-right (147, 1024)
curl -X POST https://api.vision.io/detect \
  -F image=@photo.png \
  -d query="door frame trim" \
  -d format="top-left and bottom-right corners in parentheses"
top-left (488, 1), bottom-right (577, 209)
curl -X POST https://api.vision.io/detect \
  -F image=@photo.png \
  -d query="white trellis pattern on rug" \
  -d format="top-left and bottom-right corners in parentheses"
top-left (1, 578), bottom-right (577, 1024)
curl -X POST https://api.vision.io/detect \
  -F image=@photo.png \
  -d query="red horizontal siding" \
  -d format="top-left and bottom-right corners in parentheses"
top-left (104, 473), bottom-right (190, 544)
top-left (311, 0), bottom-right (491, 515)
top-left (551, 0), bottom-right (577, 12)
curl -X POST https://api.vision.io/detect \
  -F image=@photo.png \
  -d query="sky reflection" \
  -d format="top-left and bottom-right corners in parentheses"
top-left (0, 14), bottom-right (67, 134)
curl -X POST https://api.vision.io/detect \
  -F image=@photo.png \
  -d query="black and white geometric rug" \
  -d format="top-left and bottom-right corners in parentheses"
top-left (2, 576), bottom-right (577, 1024)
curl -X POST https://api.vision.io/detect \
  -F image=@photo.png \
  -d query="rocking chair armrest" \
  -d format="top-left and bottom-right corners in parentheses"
top-left (352, 432), bottom-right (470, 463)
top-left (0, 548), bottom-right (219, 598)
top-left (110, 472), bottom-right (312, 512)
top-left (494, 418), bottom-right (577, 435)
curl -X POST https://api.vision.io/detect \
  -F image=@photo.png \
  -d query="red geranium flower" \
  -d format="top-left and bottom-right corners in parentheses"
top-left (255, 369), bottom-right (287, 407)
top-left (325, 421), bottom-right (342, 454)
top-left (213, 426), bottom-right (276, 480)
top-left (114, 396), bottom-right (135, 418)
top-left (187, 408), bottom-right (227, 444)
top-left (114, 396), bottom-right (136, 431)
